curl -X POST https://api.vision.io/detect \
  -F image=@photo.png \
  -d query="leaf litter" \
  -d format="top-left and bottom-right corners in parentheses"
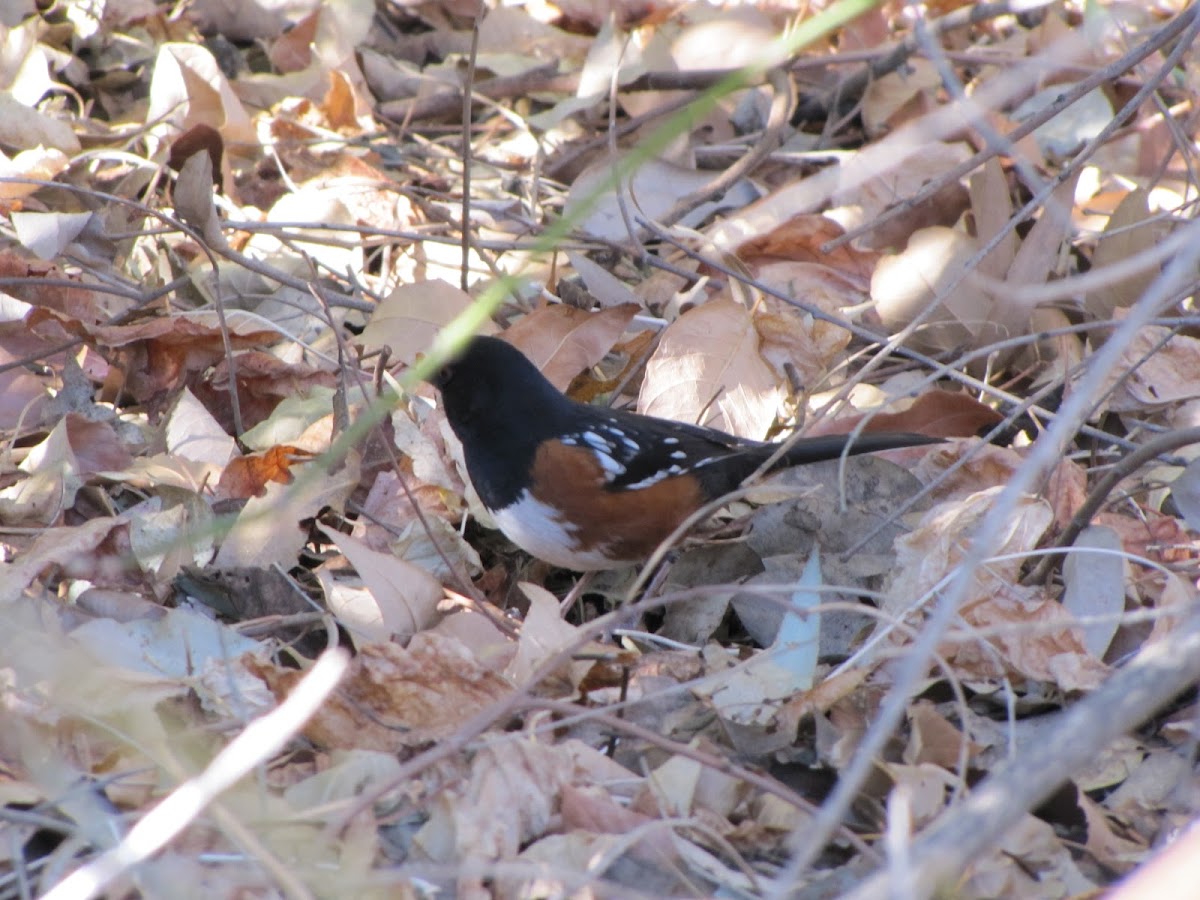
top-left (1, 1), bottom-right (1199, 898)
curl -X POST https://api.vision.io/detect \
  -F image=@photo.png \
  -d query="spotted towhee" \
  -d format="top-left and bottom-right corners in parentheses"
top-left (433, 335), bottom-right (938, 571)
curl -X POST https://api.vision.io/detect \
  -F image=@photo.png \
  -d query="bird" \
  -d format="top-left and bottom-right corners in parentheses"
top-left (432, 335), bottom-right (939, 571)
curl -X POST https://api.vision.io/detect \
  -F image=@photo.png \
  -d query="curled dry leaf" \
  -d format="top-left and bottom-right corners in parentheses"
top-left (0, 94), bottom-right (80, 155)
top-left (1077, 791), bottom-right (1148, 874)
top-left (960, 814), bottom-right (1095, 898)
top-left (735, 214), bottom-right (878, 285)
top-left (0, 516), bottom-right (125, 603)
top-left (912, 440), bottom-right (1031, 504)
top-left (26, 307), bottom-right (282, 414)
top-left (216, 445), bottom-right (314, 500)
top-left (146, 43), bottom-right (255, 149)
top-left (882, 762), bottom-right (956, 827)
top-left (733, 215), bottom-right (883, 384)
top-left (324, 527), bottom-right (444, 642)
top-left (197, 350), bottom-right (338, 433)
top-left (0, 146), bottom-right (70, 201)
top-left (0, 250), bottom-right (109, 321)
top-left (505, 581), bottom-right (591, 690)
top-left (214, 456), bottom-right (358, 569)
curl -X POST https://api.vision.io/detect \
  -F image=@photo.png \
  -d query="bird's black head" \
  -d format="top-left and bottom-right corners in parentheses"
top-left (430, 335), bottom-right (572, 508)
top-left (432, 335), bottom-right (566, 428)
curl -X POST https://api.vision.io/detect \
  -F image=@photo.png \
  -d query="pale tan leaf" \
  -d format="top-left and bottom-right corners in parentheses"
top-left (968, 157), bottom-right (1018, 280)
top-left (360, 279), bottom-right (488, 364)
top-left (324, 528), bottom-right (444, 642)
top-left (505, 581), bottom-right (587, 688)
top-left (502, 303), bottom-right (638, 392)
top-left (872, 226), bottom-right (1002, 356)
top-left (146, 43), bottom-right (254, 148)
top-left (214, 459), bottom-right (358, 568)
top-left (862, 57), bottom-right (940, 136)
top-left (638, 299), bottom-right (780, 439)
top-left (1087, 188), bottom-right (1162, 318)
top-left (0, 94), bottom-right (79, 154)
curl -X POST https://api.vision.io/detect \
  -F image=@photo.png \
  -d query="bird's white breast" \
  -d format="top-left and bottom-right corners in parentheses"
top-left (491, 491), bottom-right (615, 570)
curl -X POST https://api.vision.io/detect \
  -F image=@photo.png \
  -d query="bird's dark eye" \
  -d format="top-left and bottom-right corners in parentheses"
top-left (432, 363), bottom-right (458, 389)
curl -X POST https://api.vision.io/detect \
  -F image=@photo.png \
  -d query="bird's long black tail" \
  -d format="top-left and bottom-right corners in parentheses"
top-left (777, 432), bottom-right (941, 468)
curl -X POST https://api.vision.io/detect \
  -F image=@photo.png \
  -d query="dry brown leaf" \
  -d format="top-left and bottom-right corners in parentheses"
top-left (862, 58), bottom-right (941, 136)
top-left (269, 9), bottom-right (320, 74)
top-left (828, 141), bottom-right (974, 241)
top-left (891, 488), bottom-right (1109, 690)
top-left (0, 516), bottom-right (127, 603)
top-left (413, 739), bottom-right (635, 875)
top-left (905, 700), bottom-right (980, 770)
top-left (882, 762), bottom-right (954, 826)
top-left (0, 250), bottom-right (111, 321)
top-left (752, 294), bottom-right (853, 388)
top-left (1078, 791), bottom-right (1149, 874)
top-left (638, 298), bottom-right (780, 439)
top-left (734, 215), bottom-right (879, 284)
top-left (1101, 314), bottom-right (1200, 411)
top-left (0, 146), bottom-right (71, 201)
top-left (504, 582), bottom-right (589, 689)
top-left (961, 814), bottom-right (1095, 897)
top-left (1086, 188), bottom-right (1163, 318)
top-left (0, 94), bottom-right (80, 155)
top-left (146, 42), bottom-right (255, 148)
top-left (214, 457), bottom-right (358, 568)
top-left (64, 414), bottom-right (134, 475)
top-left (559, 783), bottom-right (674, 862)
top-left (195, 351), bottom-right (338, 433)
top-left (805, 389), bottom-right (1002, 439)
top-left (26, 307), bottom-right (282, 414)
top-left (1094, 507), bottom-right (1194, 570)
top-left (968, 157), bottom-right (1018, 280)
top-left (913, 440), bottom-right (1029, 503)
top-left (953, 578), bottom-right (1109, 691)
top-left (248, 635), bottom-right (514, 752)
top-left (502, 303), bottom-right (639, 392)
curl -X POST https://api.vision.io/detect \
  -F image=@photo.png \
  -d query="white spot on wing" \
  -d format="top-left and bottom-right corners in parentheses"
top-left (623, 464), bottom-right (684, 490)
top-left (662, 436), bottom-right (680, 445)
top-left (592, 449), bottom-right (627, 478)
top-left (581, 430), bottom-right (611, 452)
top-left (670, 450), bottom-right (687, 461)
